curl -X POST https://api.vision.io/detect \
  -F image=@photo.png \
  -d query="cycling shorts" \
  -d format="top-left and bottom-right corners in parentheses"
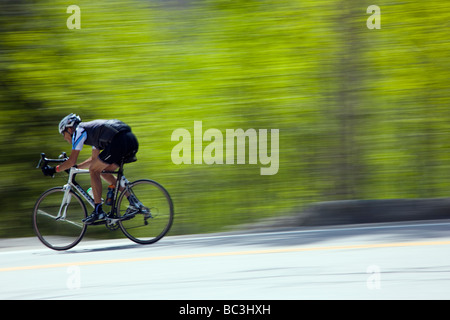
top-left (99, 131), bottom-right (139, 165)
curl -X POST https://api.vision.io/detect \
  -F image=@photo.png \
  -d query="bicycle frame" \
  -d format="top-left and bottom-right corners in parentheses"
top-left (61, 167), bottom-right (130, 221)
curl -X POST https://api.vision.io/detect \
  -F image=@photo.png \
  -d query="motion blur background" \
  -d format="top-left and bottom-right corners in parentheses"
top-left (0, 0), bottom-right (449, 238)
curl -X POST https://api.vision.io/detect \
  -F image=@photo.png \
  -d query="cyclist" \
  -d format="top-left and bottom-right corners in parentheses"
top-left (42, 113), bottom-right (139, 224)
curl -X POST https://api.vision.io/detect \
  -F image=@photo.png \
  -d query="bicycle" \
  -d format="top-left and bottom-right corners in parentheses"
top-left (33, 152), bottom-right (174, 251)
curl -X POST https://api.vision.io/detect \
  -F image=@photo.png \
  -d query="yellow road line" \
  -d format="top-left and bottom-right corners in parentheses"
top-left (2, 240), bottom-right (450, 273)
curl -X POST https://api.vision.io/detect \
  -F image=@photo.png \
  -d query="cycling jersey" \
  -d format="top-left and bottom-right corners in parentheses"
top-left (72, 119), bottom-right (131, 151)
top-left (72, 127), bottom-right (88, 151)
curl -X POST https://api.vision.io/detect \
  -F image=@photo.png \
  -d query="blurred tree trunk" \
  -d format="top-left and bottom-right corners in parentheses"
top-left (331, 1), bottom-right (365, 200)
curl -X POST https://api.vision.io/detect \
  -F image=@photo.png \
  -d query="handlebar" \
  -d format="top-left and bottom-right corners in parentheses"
top-left (36, 152), bottom-right (69, 169)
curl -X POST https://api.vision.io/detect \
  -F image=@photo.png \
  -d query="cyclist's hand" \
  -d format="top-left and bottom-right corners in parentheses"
top-left (42, 165), bottom-right (56, 177)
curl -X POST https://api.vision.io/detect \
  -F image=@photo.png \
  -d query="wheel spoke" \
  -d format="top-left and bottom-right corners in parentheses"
top-left (37, 209), bottom-right (84, 229)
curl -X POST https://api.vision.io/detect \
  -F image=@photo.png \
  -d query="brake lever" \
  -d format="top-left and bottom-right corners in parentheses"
top-left (36, 153), bottom-right (46, 169)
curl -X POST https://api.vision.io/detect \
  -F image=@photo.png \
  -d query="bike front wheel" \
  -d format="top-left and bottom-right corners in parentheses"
top-left (32, 187), bottom-right (88, 251)
top-left (117, 179), bottom-right (174, 245)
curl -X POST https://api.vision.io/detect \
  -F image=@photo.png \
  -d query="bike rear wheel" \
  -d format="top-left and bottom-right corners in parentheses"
top-left (33, 187), bottom-right (87, 251)
top-left (118, 179), bottom-right (174, 245)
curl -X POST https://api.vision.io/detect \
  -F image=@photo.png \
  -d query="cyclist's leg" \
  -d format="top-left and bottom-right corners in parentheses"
top-left (82, 156), bottom-right (116, 223)
top-left (90, 156), bottom-right (117, 205)
top-left (101, 172), bottom-right (120, 189)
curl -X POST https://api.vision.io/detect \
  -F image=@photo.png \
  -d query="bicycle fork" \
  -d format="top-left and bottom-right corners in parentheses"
top-left (56, 184), bottom-right (73, 221)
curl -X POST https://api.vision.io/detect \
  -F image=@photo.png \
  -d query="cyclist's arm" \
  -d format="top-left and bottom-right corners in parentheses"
top-left (55, 149), bottom-right (80, 172)
top-left (56, 126), bottom-right (87, 171)
top-left (77, 148), bottom-right (100, 169)
top-left (77, 156), bottom-right (92, 169)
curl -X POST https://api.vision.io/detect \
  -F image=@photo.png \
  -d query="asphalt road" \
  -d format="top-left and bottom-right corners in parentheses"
top-left (1, 220), bottom-right (450, 300)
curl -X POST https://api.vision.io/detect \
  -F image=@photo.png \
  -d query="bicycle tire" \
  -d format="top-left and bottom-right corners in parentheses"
top-left (117, 179), bottom-right (174, 245)
top-left (33, 187), bottom-right (88, 251)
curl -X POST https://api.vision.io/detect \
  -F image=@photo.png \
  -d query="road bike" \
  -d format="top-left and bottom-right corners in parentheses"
top-left (33, 152), bottom-right (174, 251)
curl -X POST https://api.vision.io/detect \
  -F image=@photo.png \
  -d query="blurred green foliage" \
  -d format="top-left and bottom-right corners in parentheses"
top-left (0, 0), bottom-right (449, 238)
